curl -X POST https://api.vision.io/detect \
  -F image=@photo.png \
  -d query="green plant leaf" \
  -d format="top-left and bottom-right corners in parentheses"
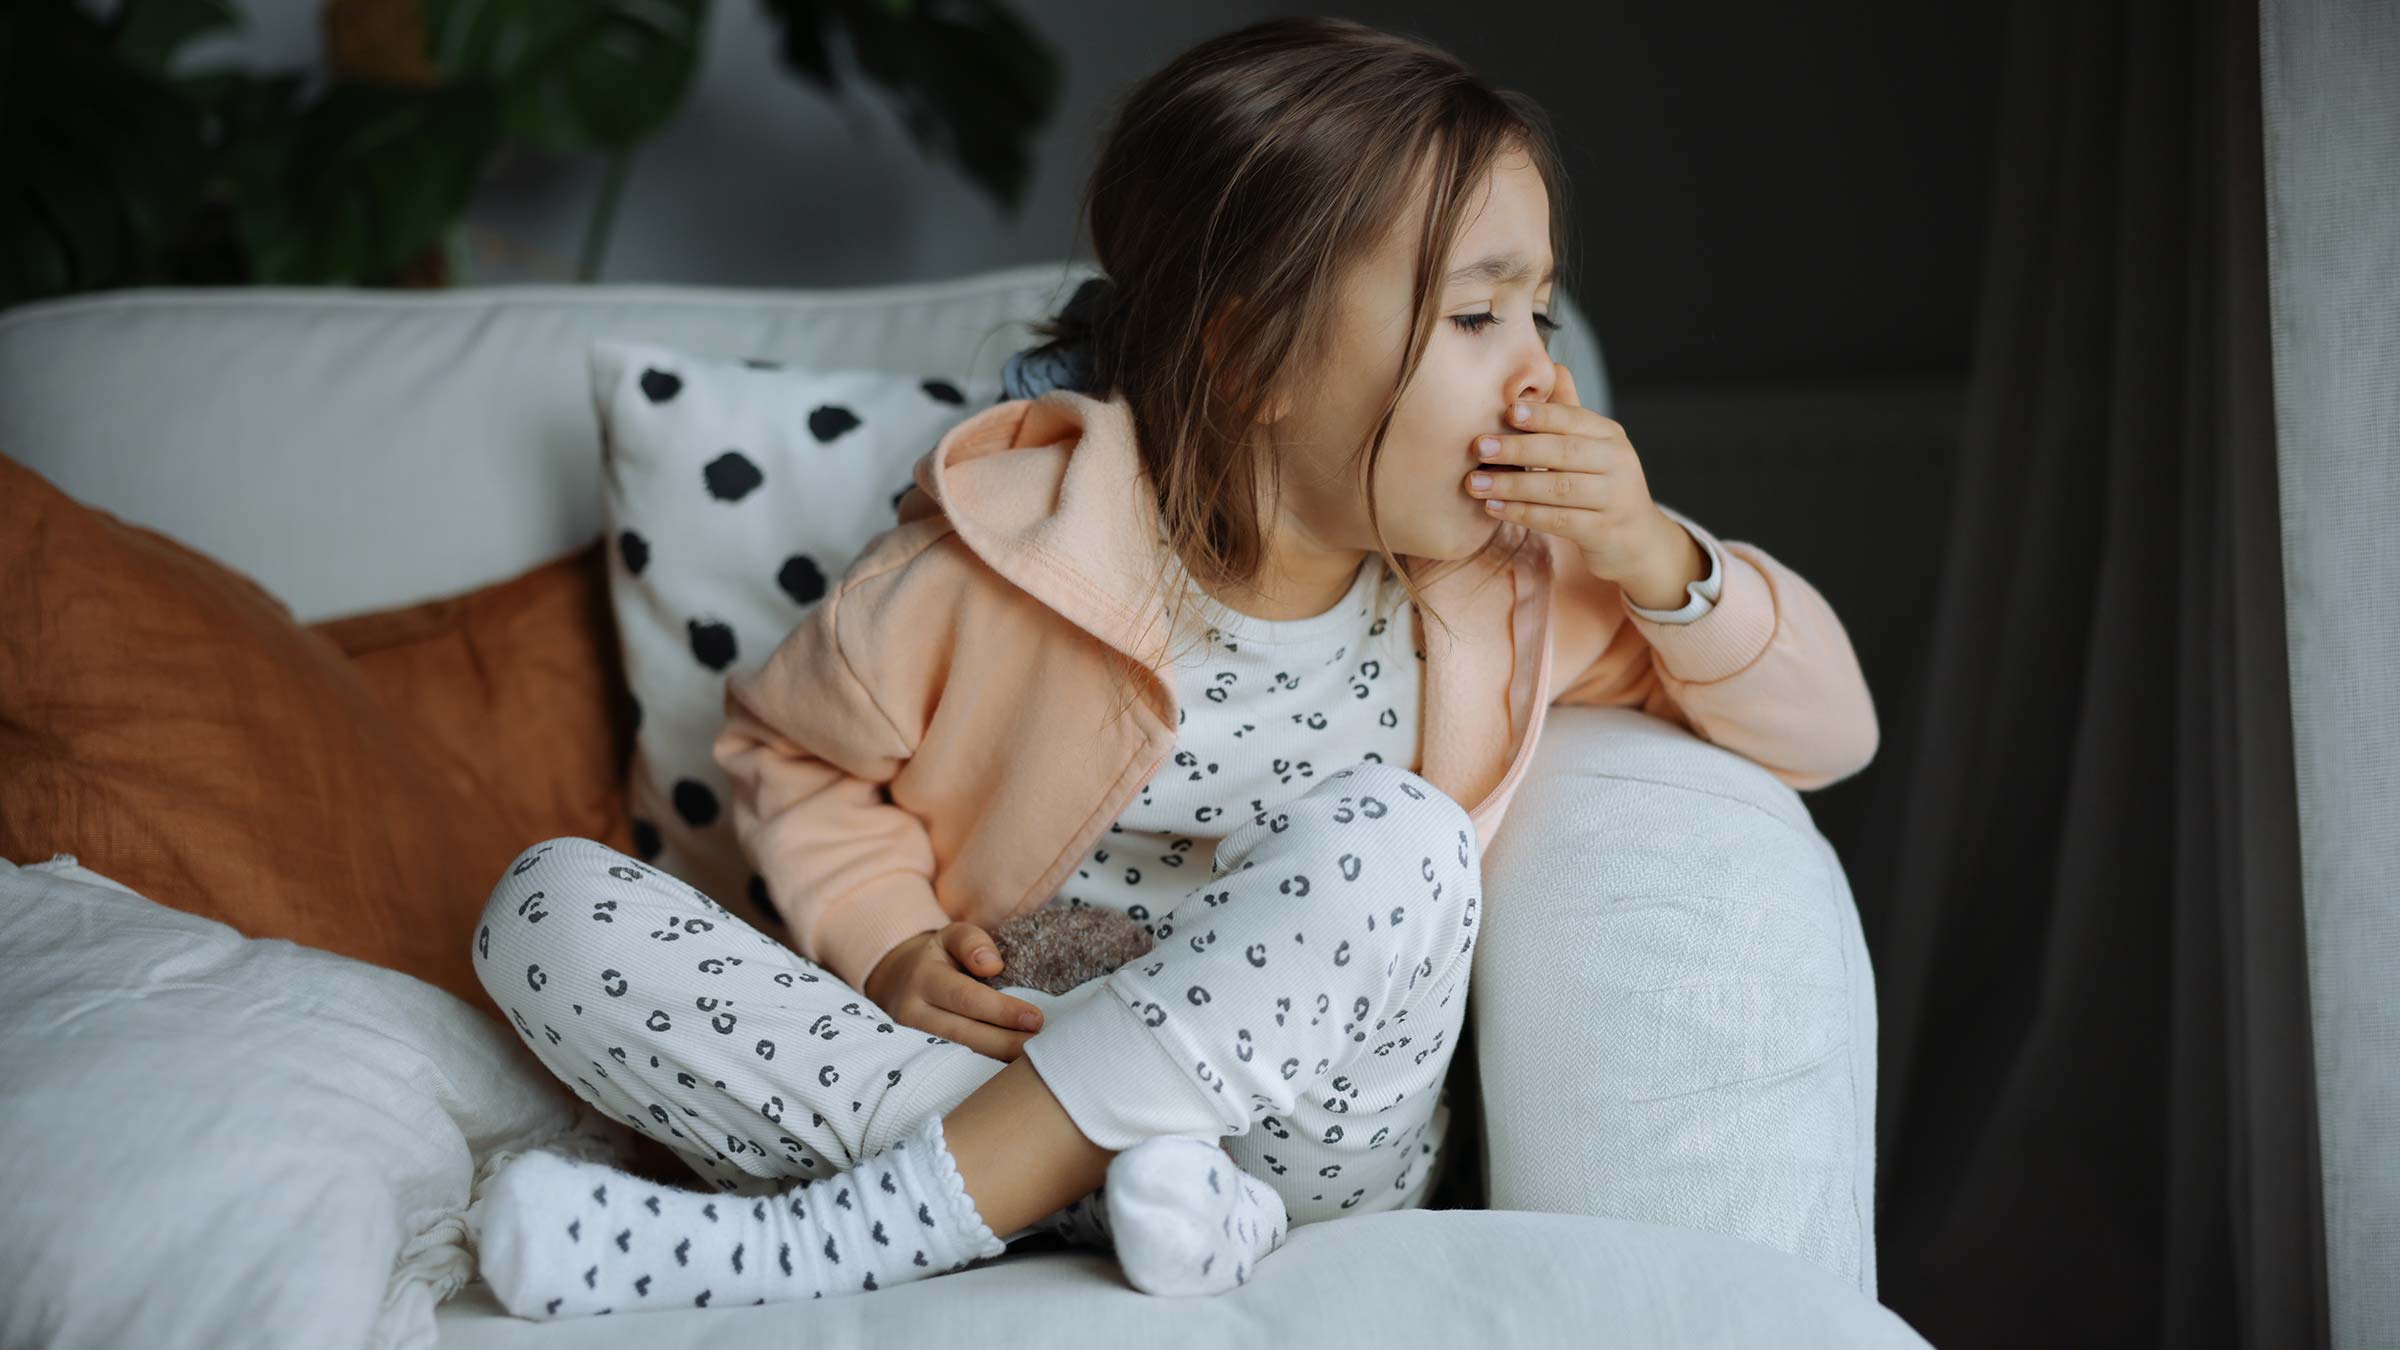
top-left (0, 0), bottom-right (211, 308)
top-left (238, 79), bottom-right (504, 285)
top-left (424, 0), bottom-right (707, 153)
top-left (899, 3), bottom-right (1056, 212)
top-left (108, 0), bottom-right (241, 74)
top-left (759, 0), bottom-right (1059, 213)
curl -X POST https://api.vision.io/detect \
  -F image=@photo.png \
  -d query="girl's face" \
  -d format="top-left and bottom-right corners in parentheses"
top-left (1266, 146), bottom-right (1561, 575)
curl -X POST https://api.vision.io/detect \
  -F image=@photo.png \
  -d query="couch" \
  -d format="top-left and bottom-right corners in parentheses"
top-left (0, 262), bottom-right (1922, 1348)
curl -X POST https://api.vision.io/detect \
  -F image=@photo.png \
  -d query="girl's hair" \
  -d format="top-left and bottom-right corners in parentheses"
top-left (1021, 16), bottom-right (1575, 729)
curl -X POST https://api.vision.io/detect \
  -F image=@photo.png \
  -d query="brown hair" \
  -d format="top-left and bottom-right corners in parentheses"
top-left (1021, 16), bottom-right (1575, 726)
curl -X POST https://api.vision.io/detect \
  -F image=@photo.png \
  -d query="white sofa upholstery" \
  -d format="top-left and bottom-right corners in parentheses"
top-left (1477, 702), bottom-right (1882, 1294)
top-left (0, 267), bottom-right (1905, 1347)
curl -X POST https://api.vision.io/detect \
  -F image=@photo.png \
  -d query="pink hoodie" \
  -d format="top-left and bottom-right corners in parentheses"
top-left (711, 388), bottom-right (1879, 993)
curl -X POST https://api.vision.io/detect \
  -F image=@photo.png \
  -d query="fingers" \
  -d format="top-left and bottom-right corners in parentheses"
top-left (931, 965), bottom-right (1047, 1032)
top-left (1501, 394), bottom-right (1616, 443)
top-left (941, 922), bottom-right (1006, 978)
top-left (914, 1003), bottom-right (1033, 1062)
top-left (1479, 496), bottom-right (1589, 532)
top-left (1468, 461), bottom-right (1605, 511)
top-left (937, 923), bottom-right (1044, 1028)
top-left (1475, 429), bottom-right (1595, 474)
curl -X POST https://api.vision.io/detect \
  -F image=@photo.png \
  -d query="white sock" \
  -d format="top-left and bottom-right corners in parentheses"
top-left (1104, 1136), bottom-right (1289, 1295)
top-left (470, 1112), bottom-right (1005, 1319)
top-left (1007, 1185), bottom-right (1117, 1248)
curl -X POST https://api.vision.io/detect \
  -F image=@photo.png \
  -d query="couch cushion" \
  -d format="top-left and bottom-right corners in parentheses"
top-left (0, 268), bottom-right (1611, 623)
top-left (1472, 703), bottom-right (1882, 1297)
top-left (435, 1206), bottom-right (1929, 1350)
top-left (0, 451), bottom-right (556, 1013)
top-left (0, 267), bottom-right (1099, 623)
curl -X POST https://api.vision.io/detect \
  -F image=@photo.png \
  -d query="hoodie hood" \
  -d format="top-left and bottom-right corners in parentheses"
top-left (897, 387), bottom-right (1560, 838)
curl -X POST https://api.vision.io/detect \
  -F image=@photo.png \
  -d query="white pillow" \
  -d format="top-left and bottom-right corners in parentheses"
top-left (0, 853), bottom-right (640, 1350)
top-left (587, 338), bottom-right (1001, 928)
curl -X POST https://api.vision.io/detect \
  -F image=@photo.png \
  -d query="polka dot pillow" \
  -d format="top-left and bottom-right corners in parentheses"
top-left (587, 338), bottom-right (1001, 931)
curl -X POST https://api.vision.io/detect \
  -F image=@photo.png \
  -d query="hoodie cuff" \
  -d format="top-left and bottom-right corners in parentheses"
top-left (810, 872), bottom-right (955, 994)
top-left (1620, 506), bottom-right (1778, 684)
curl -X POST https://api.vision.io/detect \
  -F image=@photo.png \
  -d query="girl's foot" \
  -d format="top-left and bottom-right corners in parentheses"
top-left (469, 1112), bottom-right (1005, 1319)
top-left (1006, 1185), bottom-right (1117, 1248)
top-left (1104, 1136), bottom-right (1289, 1295)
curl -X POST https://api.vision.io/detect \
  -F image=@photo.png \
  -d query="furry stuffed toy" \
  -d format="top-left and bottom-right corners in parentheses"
top-left (967, 904), bottom-right (1155, 994)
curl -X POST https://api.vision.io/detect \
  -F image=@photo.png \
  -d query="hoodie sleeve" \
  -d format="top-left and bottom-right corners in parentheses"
top-left (1545, 505), bottom-right (1880, 791)
top-left (710, 563), bottom-right (955, 994)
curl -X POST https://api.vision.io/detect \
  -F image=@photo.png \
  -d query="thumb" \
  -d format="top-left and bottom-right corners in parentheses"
top-left (943, 922), bottom-right (1004, 974)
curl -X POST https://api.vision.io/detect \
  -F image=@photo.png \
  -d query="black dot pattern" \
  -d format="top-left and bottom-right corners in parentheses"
top-left (672, 779), bottom-right (721, 828)
top-left (702, 452), bottom-right (766, 503)
top-left (775, 555), bottom-right (827, 607)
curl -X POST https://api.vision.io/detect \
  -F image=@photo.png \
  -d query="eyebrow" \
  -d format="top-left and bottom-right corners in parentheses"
top-left (1445, 252), bottom-right (1557, 288)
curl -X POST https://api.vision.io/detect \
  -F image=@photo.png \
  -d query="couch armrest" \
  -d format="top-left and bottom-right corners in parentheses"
top-left (1470, 705), bottom-right (1880, 1299)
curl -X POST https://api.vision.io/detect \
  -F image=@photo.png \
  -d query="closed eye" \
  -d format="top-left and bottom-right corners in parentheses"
top-left (1451, 311), bottom-right (1561, 340)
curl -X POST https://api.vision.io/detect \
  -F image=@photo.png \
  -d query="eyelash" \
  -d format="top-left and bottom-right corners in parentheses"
top-left (1451, 311), bottom-right (1561, 339)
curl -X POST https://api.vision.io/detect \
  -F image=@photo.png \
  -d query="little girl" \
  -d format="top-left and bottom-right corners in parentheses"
top-left (466, 15), bottom-right (1878, 1319)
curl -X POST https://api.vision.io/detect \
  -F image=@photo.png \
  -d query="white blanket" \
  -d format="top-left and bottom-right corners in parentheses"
top-left (0, 854), bottom-right (637, 1350)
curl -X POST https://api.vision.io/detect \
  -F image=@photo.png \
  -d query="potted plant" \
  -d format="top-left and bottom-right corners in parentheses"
top-left (0, 0), bottom-right (1062, 307)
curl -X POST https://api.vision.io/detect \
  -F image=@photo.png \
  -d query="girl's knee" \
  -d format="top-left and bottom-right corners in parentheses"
top-left (500, 835), bottom-right (641, 886)
top-left (1259, 760), bottom-right (1479, 878)
top-left (484, 836), bottom-right (616, 907)
top-left (1353, 764), bottom-right (1481, 898)
top-left (471, 836), bottom-right (665, 986)
top-left (1315, 765), bottom-right (1483, 959)
top-left (1309, 761), bottom-right (1473, 836)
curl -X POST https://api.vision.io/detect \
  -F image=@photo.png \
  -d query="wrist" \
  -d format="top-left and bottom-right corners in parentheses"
top-left (864, 931), bottom-right (924, 1000)
top-left (1618, 512), bottom-right (1707, 611)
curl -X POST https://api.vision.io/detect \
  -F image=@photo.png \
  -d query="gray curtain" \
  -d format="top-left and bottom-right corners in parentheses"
top-left (1859, 0), bottom-right (2330, 1344)
top-left (2258, 1), bottom-right (2400, 1347)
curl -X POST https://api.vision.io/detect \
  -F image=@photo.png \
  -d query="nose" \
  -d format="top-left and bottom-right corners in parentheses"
top-left (1514, 360), bottom-right (1557, 410)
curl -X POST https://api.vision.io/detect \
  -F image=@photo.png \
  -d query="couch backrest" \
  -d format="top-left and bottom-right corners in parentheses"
top-left (0, 264), bottom-right (1613, 623)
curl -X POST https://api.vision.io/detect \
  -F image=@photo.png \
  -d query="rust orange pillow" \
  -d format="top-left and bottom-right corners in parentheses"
top-left (0, 451), bottom-right (629, 1020)
top-left (310, 536), bottom-right (639, 869)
